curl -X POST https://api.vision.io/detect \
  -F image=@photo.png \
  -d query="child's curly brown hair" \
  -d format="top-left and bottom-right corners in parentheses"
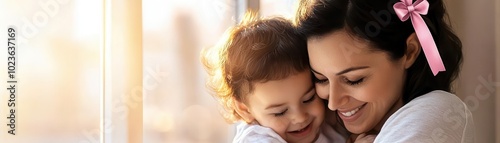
top-left (201, 13), bottom-right (309, 123)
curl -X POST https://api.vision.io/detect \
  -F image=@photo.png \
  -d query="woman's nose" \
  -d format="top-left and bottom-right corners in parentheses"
top-left (328, 82), bottom-right (348, 111)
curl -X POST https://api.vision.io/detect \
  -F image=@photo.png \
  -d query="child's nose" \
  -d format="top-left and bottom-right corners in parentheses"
top-left (291, 110), bottom-right (308, 125)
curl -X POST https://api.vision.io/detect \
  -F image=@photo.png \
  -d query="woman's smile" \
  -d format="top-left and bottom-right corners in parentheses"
top-left (338, 103), bottom-right (366, 118)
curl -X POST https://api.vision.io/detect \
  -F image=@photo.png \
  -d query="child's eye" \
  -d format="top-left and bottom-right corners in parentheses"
top-left (346, 78), bottom-right (364, 85)
top-left (303, 94), bottom-right (316, 103)
top-left (274, 109), bottom-right (287, 117)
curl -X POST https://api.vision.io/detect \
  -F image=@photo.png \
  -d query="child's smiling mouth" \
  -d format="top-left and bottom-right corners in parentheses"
top-left (287, 122), bottom-right (313, 138)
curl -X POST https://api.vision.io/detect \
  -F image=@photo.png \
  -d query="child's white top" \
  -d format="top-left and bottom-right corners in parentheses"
top-left (374, 90), bottom-right (475, 143)
top-left (232, 122), bottom-right (345, 143)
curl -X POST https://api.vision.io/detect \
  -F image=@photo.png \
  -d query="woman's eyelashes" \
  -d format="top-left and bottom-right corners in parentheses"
top-left (314, 76), bottom-right (364, 86)
top-left (313, 76), bottom-right (328, 84)
top-left (345, 77), bottom-right (364, 85)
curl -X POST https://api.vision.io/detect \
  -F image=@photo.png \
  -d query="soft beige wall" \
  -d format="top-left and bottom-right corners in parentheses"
top-left (495, 0), bottom-right (500, 143)
top-left (496, 0), bottom-right (500, 142)
top-left (445, 0), bottom-right (497, 143)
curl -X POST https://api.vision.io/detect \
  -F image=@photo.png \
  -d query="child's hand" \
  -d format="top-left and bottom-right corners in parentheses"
top-left (351, 133), bottom-right (376, 143)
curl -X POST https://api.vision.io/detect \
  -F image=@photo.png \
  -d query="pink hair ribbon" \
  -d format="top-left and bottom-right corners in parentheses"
top-left (393, 0), bottom-right (445, 76)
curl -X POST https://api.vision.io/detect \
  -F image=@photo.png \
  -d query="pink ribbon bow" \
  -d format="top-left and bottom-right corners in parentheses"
top-left (393, 0), bottom-right (445, 76)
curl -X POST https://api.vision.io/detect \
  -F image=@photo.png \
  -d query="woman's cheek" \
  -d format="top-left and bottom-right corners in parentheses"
top-left (315, 85), bottom-right (329, 100)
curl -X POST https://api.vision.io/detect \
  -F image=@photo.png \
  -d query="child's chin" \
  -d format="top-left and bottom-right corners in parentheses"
top-left (290, 126), bottom-right (319, 143)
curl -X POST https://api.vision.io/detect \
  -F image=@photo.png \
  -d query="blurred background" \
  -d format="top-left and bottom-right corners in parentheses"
top-left (0, 0), bottom-right (498, 143)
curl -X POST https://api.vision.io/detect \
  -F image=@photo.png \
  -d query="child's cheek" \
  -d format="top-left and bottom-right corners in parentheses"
top-left (267, 117), bottom-right (291, 137)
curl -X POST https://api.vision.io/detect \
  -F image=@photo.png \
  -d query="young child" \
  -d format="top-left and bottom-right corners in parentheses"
top-left (202, 13), bottom-right (374, 143)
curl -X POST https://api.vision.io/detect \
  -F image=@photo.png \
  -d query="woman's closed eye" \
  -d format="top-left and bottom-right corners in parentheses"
top-left (345, 77), bottom-right (364, 85)
top-left (313, 76), bottom-right (328, 84)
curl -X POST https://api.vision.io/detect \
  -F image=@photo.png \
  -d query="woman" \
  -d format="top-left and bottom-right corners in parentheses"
top-left (294, 0), bottom-right (474, 142)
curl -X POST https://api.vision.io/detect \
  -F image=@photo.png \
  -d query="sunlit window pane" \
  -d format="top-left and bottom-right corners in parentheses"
top-left (0, 0), bottom-right (102, 142)
top-left (142, 0), bottom-right (235, 142)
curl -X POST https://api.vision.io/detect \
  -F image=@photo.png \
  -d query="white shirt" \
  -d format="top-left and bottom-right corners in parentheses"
top-left (232, 122), bottom-right (345, 143)
top-left (374, 90), bottom-right (475, 143)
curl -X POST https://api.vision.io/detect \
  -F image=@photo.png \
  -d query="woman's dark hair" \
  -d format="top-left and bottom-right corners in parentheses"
top-left (294, 0), bottom-right (462, 103)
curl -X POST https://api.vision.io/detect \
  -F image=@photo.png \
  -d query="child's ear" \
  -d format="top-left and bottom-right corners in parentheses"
top-left (403, 33), bottom-right (422, 69)
top-left (234, 99), bottom-right (255, 123)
